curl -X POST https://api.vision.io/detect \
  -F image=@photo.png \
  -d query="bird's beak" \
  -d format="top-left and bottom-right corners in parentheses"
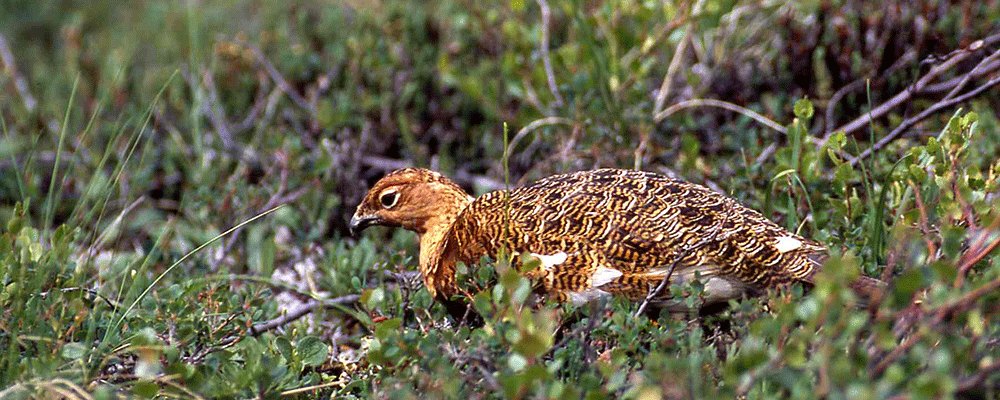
top-left (349, 214), bottom-right (380, 237)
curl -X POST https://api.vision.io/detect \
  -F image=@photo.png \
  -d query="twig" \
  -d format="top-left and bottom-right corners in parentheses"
top-left (249, 295), bottom-right (360, 336)
top-left (831, 36), bottom-right (999, 140)
top-left (753, 143), bottom-right (778, 167)
top-left (231, 84), bottom-right (273, 134)
top-left (179, 65), bottom-right (252, 161)
top-left (874, 268), bottom-right (1000, 377)
top-left (239, 41), bottom-right (316, 114)
top-left (199, 68), bottom-right (236, 151)
top-left (736, 352), bottom-right (783, 397)
top-left (48, 287), bottom-right (123, 309)
top-left (872, 322), bottom-right (935, 378)
top-left (215, 160), bottom-right (310, 269)
top-left (918, 58), bottom-right (1000, 95)
top-left (942, 43), bottom-right (1000, 102)
top-left (280, 381), bottom-right (348, 396)
top-left (652, 0), bottom-right (704, 117)
top-left (506, 117), bottom-right (575, 155)
top-left (848, 68), bottom-right (1000, 165)
top-left (633, 125), bottom-right (651, 170)
top-left (955, 219), bottom-right (1000, 287)
top-left (950, 158), bottom-right (978, 230)
top-left (956, 360), bottom-right (1000, 395)
top-left (634, 201), bottom-right (731, 317)
top-left (535, 0), bottom-right (563, 108)
top-left (822, 50), bottom-right (918, 141)
top-left (654, 99), bottom-right (789, 136)
top-left (942, 267), bottom-right (1000, 317)
top-left (651, 17), bottom-right (694, 117)
top-left (0, 34), bottom-right (38, 112)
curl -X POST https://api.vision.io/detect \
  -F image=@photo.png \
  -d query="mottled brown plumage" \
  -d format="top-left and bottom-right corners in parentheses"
top-left (351, 168), bottom-right (856, 311)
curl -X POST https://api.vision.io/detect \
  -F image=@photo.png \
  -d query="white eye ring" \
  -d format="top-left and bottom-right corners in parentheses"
top-left (379, 190), bottom-right (399, 209)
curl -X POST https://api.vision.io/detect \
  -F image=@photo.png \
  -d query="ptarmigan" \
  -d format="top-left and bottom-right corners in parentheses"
top-left (350, 168), bottom-right (879, 313)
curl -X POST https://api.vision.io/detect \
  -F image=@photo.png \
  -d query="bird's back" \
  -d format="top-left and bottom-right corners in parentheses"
top-left (443, 169), bottom-right (823, 306)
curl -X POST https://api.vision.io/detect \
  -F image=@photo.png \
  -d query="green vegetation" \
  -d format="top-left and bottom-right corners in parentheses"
top-left (1, 0), bottom-right (999, 398)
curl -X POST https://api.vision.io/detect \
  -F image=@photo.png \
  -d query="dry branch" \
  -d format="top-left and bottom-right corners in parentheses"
top-left (238, 41), bottom-right (316, 114)
top-left (848, 66), bottom-right (1000, 165)
top-left (823, 49), bottom-right (918, 137)
top-left (810, 33), bottom-right (1000, 164)
top-left (249, 294), bottom-right (361, 335)
top-left (828, 33), bottom-right (1000, 143)
top-left (652, 12), bottom-right (695, 117)
top-left (535, 0), bottom-right (563, 108)
top-left (634, 201), bottom-right (731, 317)
top-left (0, 34), bottom-right (38, 112)
top-left (654, 99), bottom-right (789, 135)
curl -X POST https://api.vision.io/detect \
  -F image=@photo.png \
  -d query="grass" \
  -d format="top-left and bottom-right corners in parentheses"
top-left (2, 0), bottom-right (1000, 398)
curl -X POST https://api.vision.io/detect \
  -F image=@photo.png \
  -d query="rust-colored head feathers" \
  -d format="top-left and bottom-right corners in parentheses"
top-left (350, 168), bottom-right (473, 236)
top-left (351, 168), bottom-right (880, 313)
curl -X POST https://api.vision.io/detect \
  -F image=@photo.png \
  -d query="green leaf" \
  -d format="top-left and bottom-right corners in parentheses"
top-left (296, 336), bottom-right (329, 367)
top-left (275, 336), bottom-right (293, 361)
top-left (363, 287), bottom-right (385, 310)
top-left (374, 317), bottom-right (402, 339)
top-left (793, 98), bottom-right (814, 120)
top-left (961, 111), bottom-right (978, 128)
top-left (946, 112), bottom-right (962, 134)
top-left (133, 381), bottom-right (159, 398)
top-left (61, 342), bottom-right (89, 360)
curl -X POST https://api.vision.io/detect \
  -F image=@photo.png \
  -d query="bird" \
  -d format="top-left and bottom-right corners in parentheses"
top-left (350, 168), bottom-right (881, 314)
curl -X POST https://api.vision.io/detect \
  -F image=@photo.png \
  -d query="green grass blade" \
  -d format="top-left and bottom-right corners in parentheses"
top-left (43, 73), bottom-right (80, 234)
top-left (102, 204), bottom-right (286, 346)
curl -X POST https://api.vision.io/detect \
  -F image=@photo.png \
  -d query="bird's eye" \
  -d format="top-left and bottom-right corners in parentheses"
top-left (379, 191), bottom-right (399, 209)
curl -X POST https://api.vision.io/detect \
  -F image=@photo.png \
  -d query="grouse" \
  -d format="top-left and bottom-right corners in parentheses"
top-left (350, 168), bottom-right (880, 312)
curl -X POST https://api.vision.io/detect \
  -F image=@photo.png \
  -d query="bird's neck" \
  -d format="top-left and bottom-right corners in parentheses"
top-left (415, 188), bottom-right (474, 298)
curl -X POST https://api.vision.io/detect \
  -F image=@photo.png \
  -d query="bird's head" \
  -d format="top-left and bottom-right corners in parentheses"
top-left (350, 168), bottom-right (473, 237)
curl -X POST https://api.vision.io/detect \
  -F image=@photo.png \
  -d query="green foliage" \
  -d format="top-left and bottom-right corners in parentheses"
top-left (2, 0), bottom-right (999, 398)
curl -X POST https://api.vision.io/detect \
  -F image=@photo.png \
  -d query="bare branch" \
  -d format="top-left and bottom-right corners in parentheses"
top-left (200, 68), bottom-right (236, 151)
top-left (634, 201), bottom-right (731, 317)
top-left (506, 116), bottom-right (575, 155)
top-left (848, 63), bottom-right (1000, 165)
top-left (652, 22), bottom-right (693, 117)
top-left (907, 179), bottom-right (938, 256)
top-left (249, 295), bottom-right (360, 336)
top-left (822, 49), bottom-right (918, 140)
top-left (652, 0), bottom-right (703, 117)
top-left (654, 98), bottom-right (789, 135)
top-left (535, 0), bottom-right (563, 108)
top-left (239, 41), bottom-right (316, 114)
top-left (955, 220), bottom-right (1000, 287)
top-left (0, 34), bottom-right (38, 112)
top-left (956, 360), bottom-right (1000, 395)
top-left (831, 36), bottom-right (1000, 139)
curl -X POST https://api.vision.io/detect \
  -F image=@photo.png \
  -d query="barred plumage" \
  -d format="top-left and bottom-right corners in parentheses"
top-left (350, 168), bottom-right (860, 311)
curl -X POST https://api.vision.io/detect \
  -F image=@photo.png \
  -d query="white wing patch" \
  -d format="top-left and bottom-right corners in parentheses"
top-left (591, 267), bottom-right (623, 287)
top-left (529, 251), bottom-right (568, 271)
top-left (774, 236), bottom-right (803, 253)
top-left (566, 289), bottom-right (611, 305)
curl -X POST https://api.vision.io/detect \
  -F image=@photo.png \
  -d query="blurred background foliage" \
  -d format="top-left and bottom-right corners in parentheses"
top-left (1, 0), bottom-right (999, 398)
